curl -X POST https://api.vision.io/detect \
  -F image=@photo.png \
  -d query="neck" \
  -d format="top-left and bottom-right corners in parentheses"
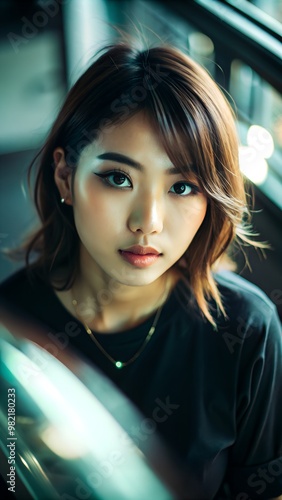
top-left (70, 248), bottom-right (175, 333)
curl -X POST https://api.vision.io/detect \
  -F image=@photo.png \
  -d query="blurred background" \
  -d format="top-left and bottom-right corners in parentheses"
top-left (0, 0), bottom-right (281, 318)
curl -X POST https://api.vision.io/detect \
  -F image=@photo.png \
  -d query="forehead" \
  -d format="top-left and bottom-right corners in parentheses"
top-left (82, 112), bottom-right (173, 168)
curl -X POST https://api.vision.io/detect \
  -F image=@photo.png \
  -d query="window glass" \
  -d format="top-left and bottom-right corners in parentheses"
top-left (187, 32), bottom-right (215, 78)
top-left (248, 0), bottom-right (282, 23)
top-left (130, 1), bottom-right (282, 209)
top-left (230, 59), bottom-right (282, 207)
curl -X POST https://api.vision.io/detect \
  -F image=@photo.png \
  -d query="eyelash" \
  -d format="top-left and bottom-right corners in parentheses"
top-left (95, 169), bottom-right (132, 188)
top-left (94, 169), bottom-right (200, 196)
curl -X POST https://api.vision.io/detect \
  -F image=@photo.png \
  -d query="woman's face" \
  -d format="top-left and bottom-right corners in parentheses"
top-left (65, 112), bottom-right (207, 287)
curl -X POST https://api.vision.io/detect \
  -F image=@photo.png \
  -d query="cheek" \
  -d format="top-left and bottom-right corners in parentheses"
top-left (72, 183), bottom-right (122, 237)
top-left (74, 183), bottom-right (124, 248)
top-left (193, 203), bottom-right (208, 229)
top-left (170, 200), bottom-right (207, 240)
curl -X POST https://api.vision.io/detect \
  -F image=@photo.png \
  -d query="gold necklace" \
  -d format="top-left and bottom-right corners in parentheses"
top-left (71, 281), bottom-right (168, 369)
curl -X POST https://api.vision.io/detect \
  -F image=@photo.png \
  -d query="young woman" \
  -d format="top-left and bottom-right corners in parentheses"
top-left (1, 40), bottom-right (281, 499)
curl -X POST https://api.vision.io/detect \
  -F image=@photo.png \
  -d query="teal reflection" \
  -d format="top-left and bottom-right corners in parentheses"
top-left (0, 337), bottom-right (175, 500)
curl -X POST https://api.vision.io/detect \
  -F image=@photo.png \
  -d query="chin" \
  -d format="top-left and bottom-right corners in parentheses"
top-left (112, 269), bottom-right (163, 287)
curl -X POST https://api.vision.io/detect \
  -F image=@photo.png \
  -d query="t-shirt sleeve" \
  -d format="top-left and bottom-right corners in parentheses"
top-left (224, 304), bottom-right (282, 499)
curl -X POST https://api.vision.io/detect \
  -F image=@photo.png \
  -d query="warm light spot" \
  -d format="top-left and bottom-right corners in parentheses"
top-left (247, 125), bottom-right (274, 159)
top-left (239, 146), bottom-right (268, 184)
top-left (40, 425), bottom-right (87, 459)
top-left (188, 32), bottom-right (214, 56)
top-left (18, 455), bottom-right (30, 470)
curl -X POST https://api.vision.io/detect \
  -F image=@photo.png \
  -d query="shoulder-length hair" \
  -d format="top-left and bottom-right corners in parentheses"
top-left (7, 40), bottom-right (263, 325)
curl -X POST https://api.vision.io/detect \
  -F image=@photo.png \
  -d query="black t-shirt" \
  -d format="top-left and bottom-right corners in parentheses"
top-left (0, 267), bottom-right (282, 499)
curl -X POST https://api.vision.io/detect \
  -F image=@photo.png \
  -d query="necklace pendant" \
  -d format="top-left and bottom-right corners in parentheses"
top-left (115, 361), bottom-right (123, 369)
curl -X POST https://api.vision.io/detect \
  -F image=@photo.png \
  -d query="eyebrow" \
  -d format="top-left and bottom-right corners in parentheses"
top-left (96, 152), bottom-right (186, 175)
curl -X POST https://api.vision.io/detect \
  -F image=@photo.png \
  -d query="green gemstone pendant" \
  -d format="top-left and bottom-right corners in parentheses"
top-left (115, 361), bottom-right (123, 369)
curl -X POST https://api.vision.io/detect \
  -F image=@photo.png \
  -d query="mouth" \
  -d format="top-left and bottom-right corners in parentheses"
top-left (118, 246), bottom-right (162, 268)
top-left (120, 245), bottom-right (161, 256)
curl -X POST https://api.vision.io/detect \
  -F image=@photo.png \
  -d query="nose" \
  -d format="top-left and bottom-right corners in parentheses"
top-left (128, 194), bottom-right (164, 235)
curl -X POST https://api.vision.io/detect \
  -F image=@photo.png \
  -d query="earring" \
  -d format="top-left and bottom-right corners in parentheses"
top-left (60, 198), bottom-right (65, 204)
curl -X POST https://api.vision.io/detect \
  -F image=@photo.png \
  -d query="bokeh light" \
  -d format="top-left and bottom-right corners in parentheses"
top-left (239, 145), bottom-right (268, 184)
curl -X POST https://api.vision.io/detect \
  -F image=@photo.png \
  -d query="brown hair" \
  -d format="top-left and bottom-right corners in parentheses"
top-left (5, 40), bottom-right (263, 325)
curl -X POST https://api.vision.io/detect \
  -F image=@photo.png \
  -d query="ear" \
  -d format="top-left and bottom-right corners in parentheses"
top-left (53, 147), bottom-right (73, 205)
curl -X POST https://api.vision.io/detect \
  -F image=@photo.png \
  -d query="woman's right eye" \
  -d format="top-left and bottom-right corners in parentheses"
top-left (94, 170), bottom-right (132, 188)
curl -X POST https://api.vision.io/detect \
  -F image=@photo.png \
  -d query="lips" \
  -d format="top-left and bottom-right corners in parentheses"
top-left (120, 245), bottom-right (161, 256)
top-left (118, 245), bottom-right (162, 268)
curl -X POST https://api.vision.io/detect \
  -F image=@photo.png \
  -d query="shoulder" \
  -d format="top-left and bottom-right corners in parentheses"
top-left (0, 267), bottom-right (34, 294)
top-left (214, 270), bottom-right (278, 321)
top-left (0, 266), bottom-right (46, 312)
top-left (212, 272), bottom-right (281, 357)
top-left (0, 267), bottom-right (60, 337)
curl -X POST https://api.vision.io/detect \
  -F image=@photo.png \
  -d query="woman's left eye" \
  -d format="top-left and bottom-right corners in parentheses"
top-left (169, 182), bottom-right (199, 196)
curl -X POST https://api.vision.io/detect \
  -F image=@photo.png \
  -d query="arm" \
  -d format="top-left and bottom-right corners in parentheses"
top-left (225, 304), bottom-right (282, 499)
